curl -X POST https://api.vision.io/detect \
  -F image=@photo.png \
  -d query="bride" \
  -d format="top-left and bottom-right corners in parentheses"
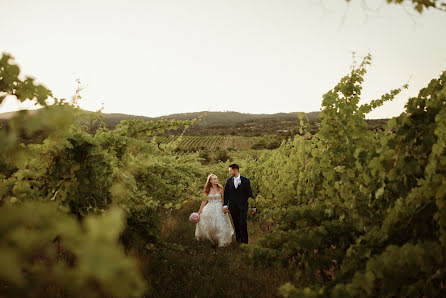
top-left (195, 173), bottom-right (234, 247)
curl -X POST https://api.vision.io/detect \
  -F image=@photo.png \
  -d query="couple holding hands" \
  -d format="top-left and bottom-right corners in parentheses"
top-left (194, 164), bottom-right (256, 247)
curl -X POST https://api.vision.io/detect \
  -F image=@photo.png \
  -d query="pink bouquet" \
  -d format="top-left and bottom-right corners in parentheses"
top-left (189, 212), bottom-right (200, 223)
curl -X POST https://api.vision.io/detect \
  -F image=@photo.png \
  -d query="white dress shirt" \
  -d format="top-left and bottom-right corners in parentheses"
top-left (234, 174), bottom-right (241, 188)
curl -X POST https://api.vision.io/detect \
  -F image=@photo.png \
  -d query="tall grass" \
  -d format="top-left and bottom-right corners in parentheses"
top-left (133, 201), bottom-right (293, 298)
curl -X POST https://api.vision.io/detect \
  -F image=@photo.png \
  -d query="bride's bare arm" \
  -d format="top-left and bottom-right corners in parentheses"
top-left (198, 197), bottom-right (207, 214)
top-left (221, 188), bottom-right (229, 213)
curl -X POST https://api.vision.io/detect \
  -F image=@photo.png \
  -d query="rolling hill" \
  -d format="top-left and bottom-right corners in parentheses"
top-left (0, 109), bottom-right (387, 136)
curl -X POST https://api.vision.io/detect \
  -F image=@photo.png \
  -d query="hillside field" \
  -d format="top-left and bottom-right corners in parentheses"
top-left (155, 135), bottom-right (263, 150)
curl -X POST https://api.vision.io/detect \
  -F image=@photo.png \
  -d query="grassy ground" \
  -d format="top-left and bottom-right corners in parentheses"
top-left (135, 201), bottom-right (293, 298)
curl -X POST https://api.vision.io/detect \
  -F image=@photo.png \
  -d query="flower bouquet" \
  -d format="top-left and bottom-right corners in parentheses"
top-left (189, 212), bottom-right (200, 223)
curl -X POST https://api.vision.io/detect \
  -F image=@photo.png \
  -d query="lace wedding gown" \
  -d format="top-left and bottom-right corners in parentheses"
top-left (195, 193), bottom-right (234, 247)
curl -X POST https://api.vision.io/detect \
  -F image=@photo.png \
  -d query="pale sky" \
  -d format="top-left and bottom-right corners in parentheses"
top-left (1, 0), bottom-right (445, 119)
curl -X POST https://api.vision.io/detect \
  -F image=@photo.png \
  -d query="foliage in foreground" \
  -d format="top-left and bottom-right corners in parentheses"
top-left (0, 202), bottom-right (147, 297)
top-left (242, 55), bottom-right (446, 297)
top-left (0, 52), bottom-right (205, 296)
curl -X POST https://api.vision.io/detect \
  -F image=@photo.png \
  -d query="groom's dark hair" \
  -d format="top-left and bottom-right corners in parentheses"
top-left (229, 163), bottom-right (239, 170)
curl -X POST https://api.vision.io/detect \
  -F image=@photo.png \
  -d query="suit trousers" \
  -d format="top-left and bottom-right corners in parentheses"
top-left (229, 204), bottom-right (248, 244)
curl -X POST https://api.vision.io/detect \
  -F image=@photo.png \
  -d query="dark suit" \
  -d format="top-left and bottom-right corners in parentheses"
top-left (224, 175), bottom-right (256, 244)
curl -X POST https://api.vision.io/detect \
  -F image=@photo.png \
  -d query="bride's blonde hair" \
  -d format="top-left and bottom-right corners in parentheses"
top-left (203, 173), bottom-right (223, 195)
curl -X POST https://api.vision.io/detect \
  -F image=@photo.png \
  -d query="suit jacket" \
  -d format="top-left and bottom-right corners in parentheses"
top-left (224, 175), bottom-right (256, 211)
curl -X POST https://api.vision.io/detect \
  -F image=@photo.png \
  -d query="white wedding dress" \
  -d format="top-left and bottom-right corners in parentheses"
top-left (195, 193), bottom-right (234, 247)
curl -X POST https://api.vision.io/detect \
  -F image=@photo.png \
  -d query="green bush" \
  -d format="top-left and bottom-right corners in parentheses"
top-left (0, 201), bottom-right (147, 297)
top-left (242, 56), bottom-right (446, 297)
top-left (216, 149), bottom-right (230, 162)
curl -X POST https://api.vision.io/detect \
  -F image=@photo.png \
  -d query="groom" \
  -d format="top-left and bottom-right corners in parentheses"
top-left (223, 164), bottom-right (256, 244)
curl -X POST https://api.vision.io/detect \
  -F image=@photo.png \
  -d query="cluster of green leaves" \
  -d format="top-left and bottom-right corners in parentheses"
top-left (346, 0), bottom-right (446, 13)
top-left (0, 52), bottom-right (204, 296)
top-left (242, 55), bottom-right (446, 297)
top-left (0, 202), bottom-right (147, 297)
top-left (0, 53), bottom-right (52, 106)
